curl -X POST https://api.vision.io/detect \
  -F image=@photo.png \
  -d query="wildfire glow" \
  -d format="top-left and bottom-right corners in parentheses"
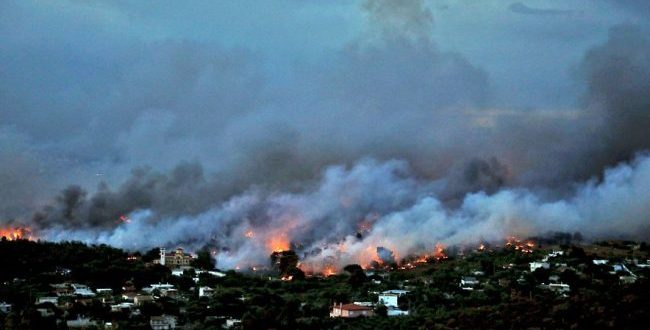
top-left (267, 236), bottom-right (290, 252)
top-left (324, 267), bottom-right (337, 276)
top-left (432, 243), bottom-right (448, 260)
top-left (505, 236), bottom-right (535, 254)
top-left (0, 226), bottom-right (36, 241)
top-left (245, 230), bottom-right (254, 238)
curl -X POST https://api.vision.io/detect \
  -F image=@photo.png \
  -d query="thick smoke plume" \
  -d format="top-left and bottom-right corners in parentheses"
top-left (2, 1), bottom-right (650, 271)
top-left (41, 154), bottom-right (650, 270)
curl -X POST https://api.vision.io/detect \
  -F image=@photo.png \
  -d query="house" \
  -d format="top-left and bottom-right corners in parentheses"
top-left (134, 294), bottom-right (155, 306)
top-left (460, 277), bottom-right (480, 290)
top-left (378, 290), bottom-right (409, 308)
top-left (171, 268), bottom-right (187, 277)
top-left (199, 287), bottom-right (214, 297)
top-left (529, 262), bottom-right (550, 272)
top-left (330, 303), bottom-right (374, 318)
top-left (66, 316), bottom-right (98, 329)
top-left (51, 283), bottom-right (73, 296)
top-left (96, 288), bottom-right (113, 295)
top-left (0, 302), bottom-right (11, 313)
top-left (144, 283), bottom-right (175, 294)
top-left (71, 284), bottom-right (95, 297)
top-left (150, 315), bottom-right (177, 329)
top-left (225, 319), bottom-right (242, 328)
top-left (121, 292), bottom-right (137, 302)
top-left (110, 302), bottom-right (135, 312)
top-left (620, 275), bottom-right (637, 284)
top-left (593, 259), bottom-right (608, 265)
top-left (387, 307), bottom-right (409, 316)
top-left (37, 296), bottom-right (59, 305)
top-left (156, 248), bottom-right (193, 267)
top-left (36, 307), bottom-right (56, 317)
top-left (547, 283), bottom-right (570, 294)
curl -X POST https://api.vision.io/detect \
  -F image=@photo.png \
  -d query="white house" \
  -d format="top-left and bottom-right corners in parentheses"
top-left (378, 290), bottom-right (409, 308)
top-left (110, 302), bottom-right (135, 312)
top-left (66, 316), bottom-right (98, 329)
top-left (387, 307), bottom-right (409, 316)
top-left (37, 297), bottom-right (59, 305)
top-left (460, 277), bottom-right (480, 290)
top-left (593, 259), bottom-right (608, 265)
top-left (71, 284), bottom-right (95, 297)
top-left (150, 315), bottom-right (177, 329)
top-left (547, 283), bottom-right (570, 294)
top-left (96, 288), bottom-right (113, 295)
top-left (529, 262), bottom-right (550, 272)
top-left (199, 287), bottom-right (215, 297)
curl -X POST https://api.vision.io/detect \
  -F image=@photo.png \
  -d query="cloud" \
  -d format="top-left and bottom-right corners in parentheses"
top-left (509, 2), bottom-right (575, 16)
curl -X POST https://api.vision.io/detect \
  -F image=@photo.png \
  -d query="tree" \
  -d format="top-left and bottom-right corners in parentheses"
top-left (375, 304), bottom-right (388, 317)
top-left (343, 264), bottom-right (367, 287)
top-left (270, 250), bottom-right (299, 276)
top-left (142, 247), bottom-right (161, 263)
top-left (192, 250), bottom-right (215, 270)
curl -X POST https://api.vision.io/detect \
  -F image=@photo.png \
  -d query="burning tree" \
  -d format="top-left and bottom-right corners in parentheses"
top-left (270, 250), bottom-right (299, 277)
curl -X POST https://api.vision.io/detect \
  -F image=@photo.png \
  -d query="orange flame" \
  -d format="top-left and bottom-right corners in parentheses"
top-left (245, 230), bottom-right (254, 238)
top-left (324, 267), bottom-right (337, 276)
top-left (267, 236), bottom-right (290, 253)
top-left (505, 236), bottom-right (535, 254)
top-left (0, 226), bottom-right (35, 241)
top-left (432, 243), bottom-right (448, 260)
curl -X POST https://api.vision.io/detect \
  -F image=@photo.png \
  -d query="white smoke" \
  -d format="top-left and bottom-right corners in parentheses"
top-left (43, 153), bottom-right (650, 271)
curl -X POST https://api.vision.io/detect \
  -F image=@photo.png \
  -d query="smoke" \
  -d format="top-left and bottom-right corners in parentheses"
top-left (376, 247), bottom-right (396, 264)
top-left (42, 153), bottom-right (650, 270)
top-left (2, 1), bottom-right (650, 271)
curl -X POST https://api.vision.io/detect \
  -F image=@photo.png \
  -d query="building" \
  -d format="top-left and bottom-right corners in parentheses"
top-left (460, 276), bottom-right (480, 290)
top-left (66, 316), bottom-right (98, 329)
top-left (330, 303), bottom-right (374, 318)
top-left (71, 284), bottom-right (95, 297)
top-left (378, 290), bottom-right (409, 308)
top-left (37, 296), bottom-right (59, 305)
top-left (134, 294), bottom-right (155, 306)
top-left (150, 315), bottom-right (177, 329)
top-left (110, 302), bottom-right (135, 312)
top-left (157, 248), bottom-right (193, 267)
top-left (0, 302), bottom-right (11, 313)
top-left (547, 283), bottom-right (570, 294)
top-left (199, 287), bottom-right (215, 297)
top-left (529, 262), bottom-right (550, 272)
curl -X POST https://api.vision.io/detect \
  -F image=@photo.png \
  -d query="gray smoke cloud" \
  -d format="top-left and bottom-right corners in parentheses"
top-left (42, 153), bottom-right (650, 271)
top-left (2, 0), bottom-right (650, 271)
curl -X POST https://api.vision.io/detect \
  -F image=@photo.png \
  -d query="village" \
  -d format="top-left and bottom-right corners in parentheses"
top-left (0, 234), bottom-right (649, 329)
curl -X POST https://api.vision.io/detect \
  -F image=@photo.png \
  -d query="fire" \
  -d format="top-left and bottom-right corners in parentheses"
top-left (505, 236), bottom-right (535, 254)
top-left (0, 226), bottom-right (36, 241)
top-left (478, 244), bottom-right (486, 251)
top-left (267, 236), bottom-right (290, 253)
top-left (432, 243), bottom-right (448, 260)
top-left (324, 266), bottom-right (337, 276)
top-left (245, 230), bottom-right (254, 238)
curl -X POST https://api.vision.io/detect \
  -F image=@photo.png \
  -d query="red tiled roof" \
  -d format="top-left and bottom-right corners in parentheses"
top-left (337, 304), bottom-right (373, 311)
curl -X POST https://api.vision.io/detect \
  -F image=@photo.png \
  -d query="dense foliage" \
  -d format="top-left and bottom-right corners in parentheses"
top-left (1, 238), bottom-right (650, 329)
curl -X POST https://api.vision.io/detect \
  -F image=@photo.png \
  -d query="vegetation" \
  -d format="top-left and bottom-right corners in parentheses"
top-left (1, 238), bottom-right (650, 329)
